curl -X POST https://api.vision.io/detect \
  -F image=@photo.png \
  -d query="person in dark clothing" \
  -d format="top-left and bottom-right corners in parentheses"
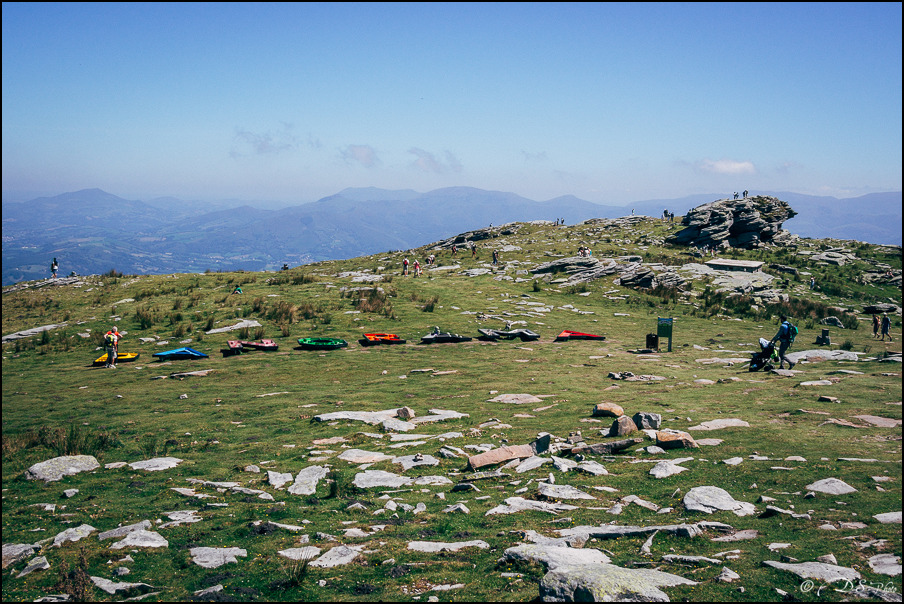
top-left (770, 315), bottom-right (796, 369)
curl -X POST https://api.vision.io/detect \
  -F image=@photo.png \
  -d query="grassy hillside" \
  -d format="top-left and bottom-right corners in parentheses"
top-left (2, 218), bottom-right (901, 602)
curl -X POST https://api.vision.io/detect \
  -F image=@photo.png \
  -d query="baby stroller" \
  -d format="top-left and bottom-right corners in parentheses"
top-left (748, 338), bottom-right (777, 372)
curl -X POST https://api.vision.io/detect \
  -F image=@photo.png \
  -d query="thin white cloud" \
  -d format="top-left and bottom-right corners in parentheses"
top-left (698, 159), bottom-right (756, 175)
top-left (444, 151), bottom-right (463, 174)
top-left (408, 147), bottom-right (443, 173)
top-left (340, 144), bottom-right (379, 168)
top-left (408, 147), bottom-right (463, 174)
top-left (230, 123), bottom-right (303, 157)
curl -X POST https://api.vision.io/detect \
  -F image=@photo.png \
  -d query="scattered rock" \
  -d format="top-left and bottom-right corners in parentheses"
top-left (592, 403), bottom-right (624, 418)
top-left (190, 547), bottom-right (247, 568)
top-left (407, 540), bottom-right (489, 553)
top-left (89, 576), bottom-right (154, 596)
top-left (25, 455), bottom-right (100, 482)
top-left (684, 486), bottom-right (755, 516)
top-left (128, 457), bottom-right (183, 471)
top-left (761, 560), bottom-right (860, 583)
top-left (805, 478), bottom-right (857, 495)
top-left (109, 530), bottom-right (169, 550)
top-left (540, 562), bottom-right (697, 602)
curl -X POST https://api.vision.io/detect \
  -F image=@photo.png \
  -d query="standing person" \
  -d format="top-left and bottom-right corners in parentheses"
top-left (770, 315), bottom-right (796, 369)
top-left (51, 258), bottom-right (58, 279)
top-left (403, 257), bottom-right (409, 276)
top-left (104, 326), bottom-right (121, 368)
top-left (472, 244), bottom-right (477, 259)
top-left (881, 313), bottom-right (892, 341)
top-left (873, 314), bottom-right (881, 339)
top-left (492, 249), bottom-right (499, 265)
top-left (413, 259), bottom-right (421, 277)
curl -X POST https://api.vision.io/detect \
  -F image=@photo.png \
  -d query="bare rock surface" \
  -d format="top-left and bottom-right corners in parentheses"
top-left (97, 520), bottom-right (152, 541)
top-left (684, 486), bottom-right (756, 516)
top-left (109, 530), bottom-right (169, 550)
top-left (407, 540), bottom-right (489, 553)
top-left (25, 455), bottom-right (99, 482)
top-left (540, 562), bottom-right (697, 602)
top-left (89, 576), bottom-right (155, 596)
top-left (353, 470), bottom-right (413, 488)
top-left (310, 545), bottom-right (363, 568)
top-left (287, 465), bottom-right (329, 496)
top-left (805, 477), bottom-right (857, 495)
top-left (761, 560), bottom-right (861, 582)
top-left (190, 547), bottom-right (247, 568)
top-left (504, 544), bottom-right (611, 570)
top-left (128, 457), bottom-right (183, 471)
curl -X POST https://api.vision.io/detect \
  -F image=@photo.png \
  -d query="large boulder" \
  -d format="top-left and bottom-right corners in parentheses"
top-left (667, 196), bottom-right (796, 249)
top-left (539, 563), bottom-right (697, 601)
top-left (25, 455), bottom-right (100, 482)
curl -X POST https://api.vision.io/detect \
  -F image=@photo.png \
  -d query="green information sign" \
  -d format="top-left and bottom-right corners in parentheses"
top-left (657, 318), bottom-right (674, 351)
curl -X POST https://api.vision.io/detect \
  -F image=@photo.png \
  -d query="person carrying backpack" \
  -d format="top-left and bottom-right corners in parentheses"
top-left (104, 326), bottom-right (121, 368)
top-left (770, 315), bottom-right (797, 369)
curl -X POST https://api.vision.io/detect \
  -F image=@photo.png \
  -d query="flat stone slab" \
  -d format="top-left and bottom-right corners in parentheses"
top-left (205, 319), bottom-right (262, 334)
top-left (515, 456), bottom-right (552, 473)
top-left (53, 524), bottom-right (96, 547)
top-left (3, 544), bottom-right (38, 569)
top-left (711, 529), bottom-right (759, 542)
top-left (98, 520), bottom-right (153, 541)
top-left (761, 560), bottom-right (861, 583)
top-left (408, 540), bottom-right (490, 553)
top-left (504, 544), bottom-right (611, 570)
top-left (338, 449), bottom-right (395, 464)
top-left (2, 323), bottom-right (69, 343)
top-left (314, 409), bottom-right (401, 425)
top-left (267, 470), bottom-right (294, 489)
top-left (800, 380), bottom-right (834, 386)
top-left (353, 470), bottom-right (413, 489)
top-left (786, 349), bottom-right (860, 363)
top-left (540, 563), bottom-right (697, 602)
top-left (411, 409), bottom-right (470, 423)
top-left (805, 478), bottom-right (857, 495)
top-left (128, 457), bottom-right (183, 471)
top-left (190, 547), bottom-right (247, 568)
top-left (90, 576), bottom-right (154, 596)
top-left (650, 461), bottom-right (689, 478)
top-left (868, 554), bottom-right (902, 577)
top-left (109, 530), bottom-right (169, 550)
top-left (487, 393), bottom-right (545, 404)
top-left (287, 465), bottom-right (329, 496)
top-left (25, 455), bottom-right (100, 482)
top-left (874, 511), bottom-right (902, 524)
top-left (486, 497), bottom-right (578, 516)
top-left (687, 419), bottom-right (750, 431)
top-left (16, 556), bottom-right (50, 578)
top-left (538, 482), bottom-right (596, 500)
top-left (684, 486), bottom-right (756, 516)
top-left (468, 444), bottom-right (534, 470)
top-left (853, 415), bottom-right (902, 428)
top-left (310, 545), bottom-right (363, 568)
top-left (394, 454), bottom-right (440, 471)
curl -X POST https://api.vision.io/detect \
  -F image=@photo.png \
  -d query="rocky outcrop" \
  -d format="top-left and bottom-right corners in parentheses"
top-left (667, 196), bottom-right (797, 249)
top-left (431, 223), bottom-right (523, 249)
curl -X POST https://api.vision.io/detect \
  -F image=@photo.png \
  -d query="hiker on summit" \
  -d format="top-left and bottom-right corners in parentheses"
top-left (104, 326), bottom-right (121, 368)
top-left (770, 315), bottom-right (797, 369)
top-left (50, 258), bottom-right (58, 279)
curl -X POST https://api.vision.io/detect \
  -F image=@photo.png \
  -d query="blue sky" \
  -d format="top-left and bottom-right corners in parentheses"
top-left (2, 2), bottom-right (901, 206)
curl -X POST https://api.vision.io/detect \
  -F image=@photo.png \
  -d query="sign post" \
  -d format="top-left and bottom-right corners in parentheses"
top-left (657, 317), bottom-right (674, 352)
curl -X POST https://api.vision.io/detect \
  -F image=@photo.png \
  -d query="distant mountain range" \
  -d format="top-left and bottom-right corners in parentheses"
top-left (2, 187), bottom-right (900, 285)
